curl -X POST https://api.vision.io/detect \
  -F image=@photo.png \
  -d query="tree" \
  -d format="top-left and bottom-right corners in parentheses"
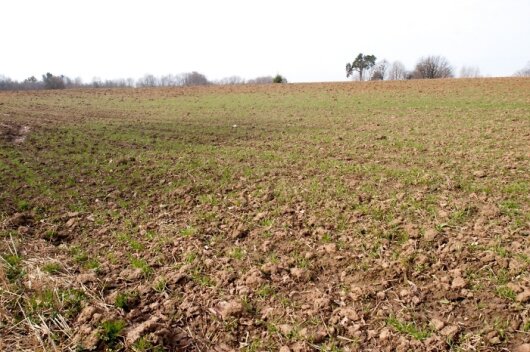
top-left (273, 74), bottom-right (287, 83)
top-left (514, 62), bottom-right (530, 77)
top-left (370, 60), bottom-right (389, 80)
top-left (460, 66), bottom-right (481, 78)
top-left (247, 76), bottom-right (273, 84)
top-left (412, 56), bottom-right (453, 79)
top-left (346, 53), bottom-right (377, 81)
top-left (217, 76), bottom-right (245, 85)
top-left (137, 74), bottom-right (158, 87)
top-left (182, 71), bottom-right (209, 86)
top-left (387, 61), bottom-right (407, 80)
top-left (42, 72), bottom-right (66, 89)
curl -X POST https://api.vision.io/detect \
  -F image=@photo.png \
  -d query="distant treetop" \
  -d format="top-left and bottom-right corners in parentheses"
top-left (346, 53), bottom-right (377, 81)
top-left (273, 74), bottom-right (287, 84)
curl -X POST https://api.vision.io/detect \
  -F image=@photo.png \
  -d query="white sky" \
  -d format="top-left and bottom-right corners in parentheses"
top-left (1, 0), bottom-right (529, 83)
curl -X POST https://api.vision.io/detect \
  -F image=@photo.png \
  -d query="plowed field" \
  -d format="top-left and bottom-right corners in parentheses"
top-left (1, 78), bottom-right (529, 351)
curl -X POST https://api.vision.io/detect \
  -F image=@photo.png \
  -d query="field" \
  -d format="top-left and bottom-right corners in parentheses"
top-left (0, 78), bottom-right (529, 351)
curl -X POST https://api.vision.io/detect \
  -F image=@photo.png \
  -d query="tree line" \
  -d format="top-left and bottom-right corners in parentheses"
top-left (346, 54), bottom-right (530, 81)
top-left (0, 72), bottom-right (288, 91)
top-left (1, 59), bottom-right (529, 91)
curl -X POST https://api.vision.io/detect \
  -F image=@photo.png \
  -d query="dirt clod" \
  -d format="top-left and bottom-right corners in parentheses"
top-left (6, 213), bottom-right (33, 228)
top-left (125, 315), bottom-right (161, 346)
top-left (516, 290), bottom-right (530, 303)
top-left (451, 276), bottom-right (466, 290)
top-left (214, 300), bottom-right (243, 320)
top-left (514, 344), bottom-right (530, 352)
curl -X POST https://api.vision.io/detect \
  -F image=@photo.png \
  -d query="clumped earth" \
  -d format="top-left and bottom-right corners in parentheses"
top-left (0, 78), bottom-right (529, 351)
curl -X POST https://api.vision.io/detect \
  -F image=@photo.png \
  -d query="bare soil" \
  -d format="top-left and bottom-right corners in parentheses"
top-left (0, 78), bottom-right (529, 351)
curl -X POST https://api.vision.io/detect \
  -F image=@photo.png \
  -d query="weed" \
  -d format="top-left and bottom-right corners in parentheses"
top-left (100, 319), bottom-right (126, 347)
top-left (1, 253), bottom-right (24, 282)
top-left (230, 247), bottom-right (245, 260)
top-left (495, 286), bottom-right (516, 301)
top-left (42, 262), bottom-right (62, 274)
top-left (129, 239), bottom-right (144, 251)
top-left (190, 268), bottom-right (214, 287)
top-left (154, 277), bottom-right (168, 293)
top-left (242, 340), bottom-right (263, 352)
top-left (17, 200), bottom-right (30, 211)
top-left (133, 337), bottom-right (164, 352)
top-left (184, 251), bottom-right (197, 263)
top-left (130, 257), bottom-right (153, 277)
top-left (321, 233), bottom-right (333, 243)
top-left (180, 226), bottom-right (197, 237)
top-left (43, 230), bottom-right (60, 241)
top-left (115, 291), bottom-right (139, 311)
top-left (256, 284), bottom-right (275, 299)
top-left (386, 316), bottom-right (431, 341)
top-left (523, 321), bottom-right (530, 332)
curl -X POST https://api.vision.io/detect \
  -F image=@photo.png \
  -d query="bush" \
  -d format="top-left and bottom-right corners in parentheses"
top-left (273, 74), bottom-right (287, 84)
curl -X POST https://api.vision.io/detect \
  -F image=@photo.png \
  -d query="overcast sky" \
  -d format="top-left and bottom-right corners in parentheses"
top-left (1, 0), bottom-right (529, 83)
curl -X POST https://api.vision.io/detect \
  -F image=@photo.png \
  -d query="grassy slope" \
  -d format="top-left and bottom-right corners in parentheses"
top-left (0, 78), bottom-right (529, 351)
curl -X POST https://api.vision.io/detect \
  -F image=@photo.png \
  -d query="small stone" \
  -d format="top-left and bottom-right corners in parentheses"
top-left (77, 273), bottom-right (97, 284)
top-left (399, 289), bottom-right (411, 298)
top-left (440, 325), bottom-right (459, 338)
top-left (489, 336), bottom-right (501, 345)
top-left (516, 290), bottom-right (530, 303)
top-left (77, 306), bottom-right (99, 324)
top-left (430, 318), bottom-right (445, 331)
top-left (279, 347), bottom-right (291, 352)
top-left (80, 327), bottom-right (100, 350)
top-left (313, 327), bottom-right (328, 343)
top-left (324, 243), bottom-right (337, 253)
top-left (340, 307), bottom-right (360, 321)
top-left (389, 218), bottom-right (402, 227)
top-left (379, 328), bottom-right (391, 340)
top-left (451, 277), bottom-right (466, 290)
top-left (261, 263), bottom-right (278, 275)
top-left (216, 300), bottom-right (243, 319)
top-left (514, 344), bottom-right (530, 352)
top-left (65, 217), bottom-right (77, 228)
top-left (120, 268), bottom-right (143, 281)
top-left (424, 228), bottom-right (438, 241)
top-left (473, 170), bottom-right (486, 178)
top-left (254, 212), bottom-right (267, 221)
top-left (289, 267), bottom-right (308, 281)
top-left (367, 329), bottom-right (377, 340)
top-left (231, 227), bottom-right (248, 239)
top-left (313, 297), bottom-right (332, 310)
top-left (279, 324), bottom-right (293, 336)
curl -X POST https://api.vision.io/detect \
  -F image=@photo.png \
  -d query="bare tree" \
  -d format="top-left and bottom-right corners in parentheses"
top-left (137, 74), bottom-right (159, 87)
top-left (460, 66), bottom-right (481, 78)
top-left (159, 74), bottom-right (183, 87)
top-left (514, 62), bottom-right (530, 77)
top-left (370, 60), bottom-right (389, 80)
top-left (73, 77), bottom-right (83, 87)
top-left (0, 75), bottom-right (20, 90)
top-left (217, 76), bottom-right (246, 85)
top-left (182, 72), bottom-right (209, 86)
top-left (247, 76), bottom-right (273, 84)
top-left (412, 56), bottom-right (453, 79)
top-left (387, 61), bottom-right (407, 80)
